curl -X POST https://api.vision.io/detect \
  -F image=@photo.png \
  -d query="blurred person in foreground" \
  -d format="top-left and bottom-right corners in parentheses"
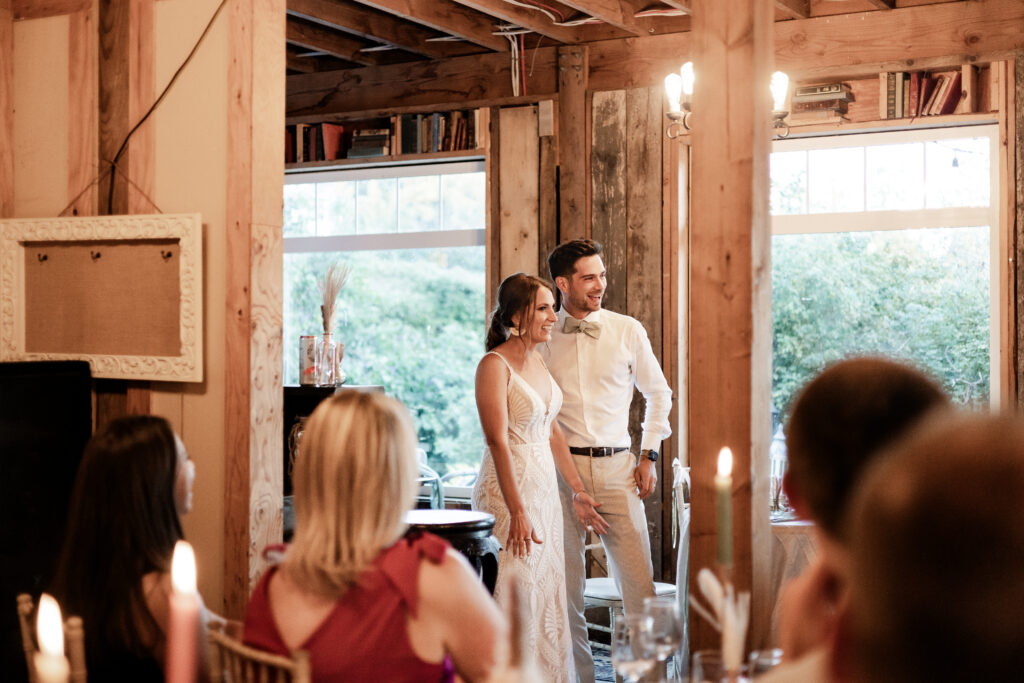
top-left (832, 412), bottom-right (1024, 682)
top-left (243, 391), bottom-right (504, 682)
top-left (762, 356), bottom-right (949, 681)
top-left (51, 415), bottom-right (214, 682)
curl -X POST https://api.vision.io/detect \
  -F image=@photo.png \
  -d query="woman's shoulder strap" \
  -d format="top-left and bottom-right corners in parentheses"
top-left (484, 351), bottom-right (513, 372)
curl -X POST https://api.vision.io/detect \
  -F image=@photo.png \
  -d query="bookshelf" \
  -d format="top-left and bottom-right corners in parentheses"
top-left (784, 63), bottom-right (997, 137)
top-left (285, 108), bottom-right (486, 170)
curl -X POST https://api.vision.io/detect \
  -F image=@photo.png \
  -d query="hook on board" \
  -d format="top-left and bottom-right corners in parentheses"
top-left (90, 251), bottom-right (102, 261)
top-left (37, 253), bottom-right (48, 263)
top-left (161, 250), bottom-right (173, 261)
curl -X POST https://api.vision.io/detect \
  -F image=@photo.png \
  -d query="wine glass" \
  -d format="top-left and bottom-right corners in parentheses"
top-left (611, 614), bottom-right (656, 683)
top-left (643, 596), bottom-right (682, 680)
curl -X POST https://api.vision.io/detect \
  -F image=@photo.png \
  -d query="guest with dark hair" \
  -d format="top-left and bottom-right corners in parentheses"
top-left (760, 356), bottom-right (949, 681)
top-left (51, 415), bottom-right (213, 682)
top-left (245, 391), bottom-right (505, 682)
top-left (835, 413), bottom-right (1024, 683)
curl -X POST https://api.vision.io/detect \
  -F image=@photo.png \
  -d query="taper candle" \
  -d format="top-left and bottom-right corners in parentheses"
top-left (166, 541), bottom-right (199, 683)
top-left (715, 447), bottom-right (734, 568)
top-left (35, 593), bottom-right (69, 683)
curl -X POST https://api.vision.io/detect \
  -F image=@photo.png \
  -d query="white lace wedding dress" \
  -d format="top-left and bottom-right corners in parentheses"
top-left (473, 352), bottom-right (575, 682)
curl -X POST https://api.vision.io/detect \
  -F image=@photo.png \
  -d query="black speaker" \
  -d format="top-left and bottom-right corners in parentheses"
top-left (0, 361), bottom-right (92, 682)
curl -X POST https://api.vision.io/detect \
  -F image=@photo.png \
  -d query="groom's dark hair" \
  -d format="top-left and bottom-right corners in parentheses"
top-left (547, 239), bottom-right (602, 311)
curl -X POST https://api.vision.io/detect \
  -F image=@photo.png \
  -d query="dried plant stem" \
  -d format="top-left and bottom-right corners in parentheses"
top-left (317, 261), bottom-right (352, 333)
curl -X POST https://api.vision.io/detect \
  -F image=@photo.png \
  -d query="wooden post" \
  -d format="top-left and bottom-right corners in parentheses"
top-left (68, 2), bottom-right (97, 217)
top-left (96, 0), bottom-right (154, 421)
top-left (688, 0), bottom-right (774, 652)
top-left (0, 0), bottom-right (12, 219)
top-left (557, 45), bottom-right (588, 242)
top-left (223, 0), bottom-right (285, 619)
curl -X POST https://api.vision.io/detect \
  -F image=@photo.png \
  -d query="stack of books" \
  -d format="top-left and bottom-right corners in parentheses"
top-left (787, 82), bottom-right (854, 125)
top-left (347, 128), bottom-right (391, 158)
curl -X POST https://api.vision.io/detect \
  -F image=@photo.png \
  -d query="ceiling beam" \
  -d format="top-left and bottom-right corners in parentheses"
top-left (12, 0), bottom-right (89, 20)
top-left (286, 54), bottom-right (319, 73)
top-left (350, 0), bottom-right (509, 52)
top-left (449, 0), bottom-right (583, 43)
top-left (558, 0), bottom-right (643, 35)
top-left (286, 19), bottom-right (391, 66)
top-left (774, 0), bottom-right (809, 20)
top-left (287, 0), bottom-right (470, 60)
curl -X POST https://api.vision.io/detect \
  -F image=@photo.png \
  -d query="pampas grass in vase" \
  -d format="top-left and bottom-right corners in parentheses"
top-left (315, 261), bottom-right (352, 385)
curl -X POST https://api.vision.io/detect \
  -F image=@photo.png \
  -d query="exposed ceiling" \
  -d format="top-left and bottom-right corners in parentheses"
top-left (286, 0), bottom-right (927, 76)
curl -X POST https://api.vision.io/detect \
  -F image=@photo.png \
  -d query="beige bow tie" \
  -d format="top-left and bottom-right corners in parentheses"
top-left (563, 317), bottom-right (601, 339)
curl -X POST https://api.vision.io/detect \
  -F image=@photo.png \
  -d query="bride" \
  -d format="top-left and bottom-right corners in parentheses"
top-left (472, 272), bottom-right (601, 682)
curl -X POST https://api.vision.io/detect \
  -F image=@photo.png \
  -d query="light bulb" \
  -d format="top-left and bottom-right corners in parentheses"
top-left (664, 73), bottom-right (682, 113)
top-left (681, 62), bottom-right (695, 97)
top-left (770, 71), bottom-right (789, 112)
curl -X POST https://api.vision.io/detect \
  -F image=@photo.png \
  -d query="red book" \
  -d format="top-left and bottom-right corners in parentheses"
top-left (918, 76), bottom-right (938, 116)
top-left (321, 123), bottom-right (344, 161)
top-left (908, 72), bottom-right (921, 116)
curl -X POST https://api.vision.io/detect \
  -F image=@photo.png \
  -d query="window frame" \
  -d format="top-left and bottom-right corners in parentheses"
top-left (282, 160), bottom-right (488, 500)
top-left (770, 124), bottom-right (1002, 408)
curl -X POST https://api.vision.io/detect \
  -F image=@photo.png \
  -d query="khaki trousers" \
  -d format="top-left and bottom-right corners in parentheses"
top-left (557, 451), bottom-right (656, 683)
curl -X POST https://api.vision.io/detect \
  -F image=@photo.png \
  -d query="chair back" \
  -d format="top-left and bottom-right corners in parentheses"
top-left (16, 593), bottom-right (87, 683)
top-left (208, 629), bottom-right (310, 683)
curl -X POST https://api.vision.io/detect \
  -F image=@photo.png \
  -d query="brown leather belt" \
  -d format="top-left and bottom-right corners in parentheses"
top-left (569, 446), bottom-right (629, 458)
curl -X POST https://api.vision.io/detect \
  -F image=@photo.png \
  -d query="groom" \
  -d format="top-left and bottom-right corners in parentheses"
top-left (540, 239), bottom-right (673, 682)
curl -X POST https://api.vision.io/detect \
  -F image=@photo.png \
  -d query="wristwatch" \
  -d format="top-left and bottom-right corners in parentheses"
top-left (641, 449), bottom-right (658, 462)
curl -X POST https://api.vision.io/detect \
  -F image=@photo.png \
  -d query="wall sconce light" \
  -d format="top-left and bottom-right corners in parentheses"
top-left (664, 62), bottom-right (791, 139)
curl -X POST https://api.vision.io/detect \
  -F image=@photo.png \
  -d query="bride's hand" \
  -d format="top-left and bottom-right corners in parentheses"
top-left (572, 490), bottom-right (610, 535)
top-left (507, 511), bottom-right (543, 558)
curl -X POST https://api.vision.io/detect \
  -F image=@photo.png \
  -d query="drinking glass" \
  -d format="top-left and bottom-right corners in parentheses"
top-left (748, 648), bottom-right (784, 678)
top-left (611, 614), bottom-right (656, 683)
top-left (643, 596), bottom-right (682, 680)
top-left (692, 650), bottom-right (749, 683)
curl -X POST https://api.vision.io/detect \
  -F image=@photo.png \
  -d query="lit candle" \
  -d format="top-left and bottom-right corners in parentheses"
top-left (166, 541), bottom-right (199, 683)
top-left (34, 594), bottom-right (69, 683)
top-left (715, 447), bottom-right (734, 568)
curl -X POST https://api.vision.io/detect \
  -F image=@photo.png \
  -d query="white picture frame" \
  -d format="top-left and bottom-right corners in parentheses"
top-left (0, 213), bottom-right (203, 382)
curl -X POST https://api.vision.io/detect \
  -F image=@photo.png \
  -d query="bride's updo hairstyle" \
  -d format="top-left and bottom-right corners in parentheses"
top-left (485, 273), bottom-right (554, 351)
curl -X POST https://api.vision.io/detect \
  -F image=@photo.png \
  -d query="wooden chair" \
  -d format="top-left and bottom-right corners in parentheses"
top-left (584, 459), bottom-right (690, 639)
top-left (16, 593), bottom-right (87, 683)
top-left (208, 629), bottom-right (311, 683)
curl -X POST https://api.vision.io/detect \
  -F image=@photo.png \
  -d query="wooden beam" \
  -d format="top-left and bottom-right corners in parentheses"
top-left (688, 0), bottom-right (773, 653)
top-left (287, 0), bottom-right (471, 59)
top-left (67, 4), bottom-right (97, 217)
top-left (449, 0), bottom-right (582, 43)
top-left (350, 0), bottom-right (509, 52)
top-left (774, 0), bottom-right (808, 20)
top-left (287, 18), bottom-right (389, 66)
top-left (12, 0), bottom-right (89, 20)
top-left (558, 0), bottom-right (643, 35)
top-left (287, 47), bottom-right (556, 117)
top-left (0, 0), bottom-right (12, 219)
top-left (557, 45), bottom-right (588, 242)
top-left (286, 53), bottom-right (318, 73)
top-left (224, 0), bottom-right (286, 619)
top-left (864, 0), bottom-right (895, 8)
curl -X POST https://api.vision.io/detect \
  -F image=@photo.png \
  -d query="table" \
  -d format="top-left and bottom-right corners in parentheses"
top-left (769, 520), bottom-right (818, 644)
top-left (405, 509), bottom-right (500, 594)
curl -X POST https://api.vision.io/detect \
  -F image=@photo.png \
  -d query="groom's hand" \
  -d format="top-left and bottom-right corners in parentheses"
top-left (634, 458), bottom-right (657, 499)
top-left (572, 491), bottom-right (609, 535)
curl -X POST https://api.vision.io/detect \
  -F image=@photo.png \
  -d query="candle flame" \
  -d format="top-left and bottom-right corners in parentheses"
top-left (171, 540), bottom-right (197, 594)
top-left (717, 447), bottom-right (733, 478)
top-left (36, 593), bottom-right (64, 657)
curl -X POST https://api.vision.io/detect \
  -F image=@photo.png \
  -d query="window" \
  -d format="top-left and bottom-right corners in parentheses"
top-left (283, 161), bottom-right (487, 477)
top-left (769, 126), bottom-right (999, 512)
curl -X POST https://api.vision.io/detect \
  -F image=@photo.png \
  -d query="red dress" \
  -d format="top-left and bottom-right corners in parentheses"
top-left (244, 533), bottom-right (456, 682)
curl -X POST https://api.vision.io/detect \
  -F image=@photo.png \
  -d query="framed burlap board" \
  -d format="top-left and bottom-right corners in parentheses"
top-left (0, 214), bottom-right (203, 382)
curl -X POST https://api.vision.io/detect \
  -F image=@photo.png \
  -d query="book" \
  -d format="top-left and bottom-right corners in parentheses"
top-left (918, 75), bottom-right (938, 116)
top-left (894, 72), bottom-right (905, 118)
top-left (791, 88), bottom-right (854, 104)
top-left (787, 111), bottom-right (847, 126)
top-left (908, 72), bottom-right (921, 116)
top-left (294, 123), bottom-right (308, 162)
top-left (791, 98), bottom-right (849, 114)
top-left (935, 71), bottom-right (963, 115)
top-left (793, 83), bottom-right (847, 98)
top-left (923, 74), bottom-right (945, 115)
top-left (285, 126), bottom-right (295, 164)
top-left (886, 73), bottom-right (897, 119)
top-left (879, 73), bottom-right (889, 119)
top-left (346, 145), bottom-right (390, 158)
top-left (400, 114), bottom-right (420, 155)
top-left (353, 127), bottom-right (390, 137)
top-left (321, 123), bottom-right (344, 161)
top-left (928, 74), bottom-right (951, 115)
top-left (902, 73), bottom-right (911, 116)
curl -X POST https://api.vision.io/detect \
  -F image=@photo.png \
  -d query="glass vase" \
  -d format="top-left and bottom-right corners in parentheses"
top-left (315, 333), bottom-right (345, 386)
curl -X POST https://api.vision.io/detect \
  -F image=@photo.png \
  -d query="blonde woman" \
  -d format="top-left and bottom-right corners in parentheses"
top-left (244, 391), bottom-right (504, 682)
